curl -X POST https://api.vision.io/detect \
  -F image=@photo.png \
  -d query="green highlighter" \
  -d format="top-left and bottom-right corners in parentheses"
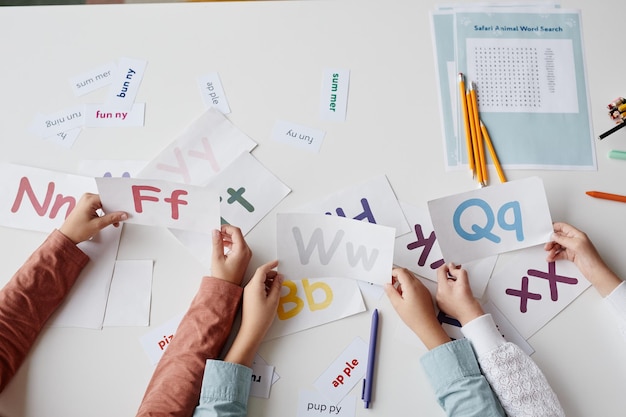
top-left (609, 150), bottom-right (626, 160)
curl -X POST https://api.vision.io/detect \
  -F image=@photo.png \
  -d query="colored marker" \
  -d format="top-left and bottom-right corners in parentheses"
top-left (608, 150), bottom-right (626, 160)
top-left (586, 191), bottom-right (626, 204)
top-left (362, 309), bottom-right (379, 408)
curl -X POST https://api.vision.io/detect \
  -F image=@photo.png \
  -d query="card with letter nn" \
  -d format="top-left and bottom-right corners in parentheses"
top-left (428, 176), bottom-right (553, 264)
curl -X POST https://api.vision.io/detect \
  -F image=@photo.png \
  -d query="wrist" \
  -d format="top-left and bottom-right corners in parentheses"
top-left (590, 266), bottom-right (622, 297)
top-left (457, 301), bottom-right (484, 326)
top-left (224, 334), bottom-right (260, 368)
top-left (413, 318), bottom-right (451, 350)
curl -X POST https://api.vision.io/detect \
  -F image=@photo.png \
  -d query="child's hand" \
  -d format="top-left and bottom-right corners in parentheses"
top-left (58, 193), bottom-right (127, 244)
top-left (210, 225), bottom-right (252, 285)
top-left (224, 260), bottom-right (283, 367)
top-left (545, 222), bottom-right (621, 296)
top-left (435, 263), bottom-right (484, 326)
top-left (385, 268), bottom-right (450, 349)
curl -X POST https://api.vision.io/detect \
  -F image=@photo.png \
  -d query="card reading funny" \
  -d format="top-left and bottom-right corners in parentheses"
top-left (84, 103), bottom-right (145, 127)
top-left (428, 177), bottom-right (553, 264)
top-left (271, 120), bottom-right (325, 153)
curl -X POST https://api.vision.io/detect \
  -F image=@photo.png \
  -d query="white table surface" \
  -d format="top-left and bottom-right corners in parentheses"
top-left (1, 1), bottom-right (625, 416)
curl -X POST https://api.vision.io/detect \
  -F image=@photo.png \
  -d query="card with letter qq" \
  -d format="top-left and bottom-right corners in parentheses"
top-left (427, 177), bottom-right (553, 264)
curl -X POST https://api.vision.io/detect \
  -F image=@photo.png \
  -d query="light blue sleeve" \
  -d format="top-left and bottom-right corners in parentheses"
top-left (420, 339), bottom-right (505, 417)
top-left (192, 360), bottom-right (252, 417)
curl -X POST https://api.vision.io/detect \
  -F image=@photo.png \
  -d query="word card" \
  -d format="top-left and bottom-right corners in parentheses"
top-left (394, 202), bottom-right (496, 297)
top-left (320, 68), bottom-right (350, 121)
top-left (297, 390), bottom-right (356, 417)
top-left (254, 354), bottom-right (280, 385)
top-left (105, 57), bottom-right (147, 112)
top-left (297, 175), bottom-right (410, 237)
top-left (264, 277), bottom-right (365, 340)
top-left (276, 213), bottom-right (395, 284)
top-left (197, 72), bottom-right (231, 114)
top-left (138, 108), bottom-right (256, 185)
top-left (103, 260), bottom-right (153, 327)
top-left (313, 337), bottom-right (367, 404)
top-left (43, 128), bottom-right (82, 149)
top-left (69, 61), bottom-right (116, 96)
top-left (428, 176), bottom-right (553, 264)
top-left (49, 225), bottom-right (122, 329)
top-left (84, 103), bottom-right (145, 127)
top-left (29, 105), bottom-right (84, 140)
top-left (96, 177), bottom-right (219, 233)
top-left (207, 151), bottom-right (291, 234)
top-left (0, 163), bottom-right (96, 233)
top-left (271, 120), bottom-right (326, 153)
top-left (140, 313), bottom-right (184, 365)
top-left (250, 362), bottom-right (275, 399)
top-left (486, 244), bottom-right (590, 339)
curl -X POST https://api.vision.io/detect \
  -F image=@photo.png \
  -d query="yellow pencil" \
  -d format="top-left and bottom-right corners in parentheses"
top-left (458, 73), bottom-right (474, 176)
top-left (480, 121), bottom-right (507, 183)
top-left (470, 82), bottom-right (487, 186)
top-left (466, 90), bottom-right (482, 185)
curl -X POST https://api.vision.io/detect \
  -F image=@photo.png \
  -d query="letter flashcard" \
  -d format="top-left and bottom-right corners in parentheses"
top-left (138, 108), bottom-right (256, 185)
top-left (486, 244), bottom-right (589, 339)
top-left (206, 151), bottom-right (291, 235)
top-left (276, 213), bottom-right (395, 284)
top-left (0, 163), bottom-right (96, 233)
top-left (264, 277), bottom-right (366, 340)
top-left (428, 176), bottom-right (553, 264)
top-left (297, 175), bottom-right (410, 237)
top-left (96, 177), bottom-right (220, 233)
top-left (394, 201), bottom-right (496, 298)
